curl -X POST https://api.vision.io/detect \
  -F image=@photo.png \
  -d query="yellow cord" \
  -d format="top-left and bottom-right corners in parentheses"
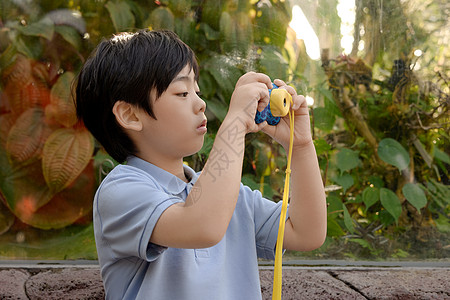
top-left (272, 101), bottom-right (294, 300)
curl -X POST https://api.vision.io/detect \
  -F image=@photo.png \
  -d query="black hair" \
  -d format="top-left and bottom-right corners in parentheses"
top-left (75, 29), bottom-right (199, 163)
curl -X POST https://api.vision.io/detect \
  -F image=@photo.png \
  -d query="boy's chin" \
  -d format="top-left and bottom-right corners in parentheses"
top-left (185, 139), bottom-right (205, 157)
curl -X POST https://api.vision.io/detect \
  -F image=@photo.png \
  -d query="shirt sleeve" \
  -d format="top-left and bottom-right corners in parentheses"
top-left (248, 185), bottom-right (289, 260)
top-left (95, 166), bottom-right (183, 262)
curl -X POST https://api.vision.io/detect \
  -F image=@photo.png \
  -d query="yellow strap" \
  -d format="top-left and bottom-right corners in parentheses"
top-left (272, 107), bottom-right (294, 300)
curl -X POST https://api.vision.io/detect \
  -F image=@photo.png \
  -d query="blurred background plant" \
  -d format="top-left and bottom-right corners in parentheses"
top-left (0, 0), bottom-right (448, 260)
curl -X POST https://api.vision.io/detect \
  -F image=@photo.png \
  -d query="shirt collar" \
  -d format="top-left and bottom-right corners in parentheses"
top-left (126, 156), bottom-right (199, 195)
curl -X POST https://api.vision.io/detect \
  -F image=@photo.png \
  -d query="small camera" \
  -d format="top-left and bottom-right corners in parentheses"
top-left (255, 83), bottom-right (291, 125)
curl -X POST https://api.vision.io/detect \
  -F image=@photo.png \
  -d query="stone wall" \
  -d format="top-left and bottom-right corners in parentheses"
top-left (1, 265), bottom-right (449, 299)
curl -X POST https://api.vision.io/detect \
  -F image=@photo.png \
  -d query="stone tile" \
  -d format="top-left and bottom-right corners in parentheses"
top-left (333, 269), bottom-right (450, 300)
top-left (260, 269), bottom-right (366, 300)
top-left (0, 269), bottom-right (30, 300)
top-left (25, 268), bottom-right (104, 300)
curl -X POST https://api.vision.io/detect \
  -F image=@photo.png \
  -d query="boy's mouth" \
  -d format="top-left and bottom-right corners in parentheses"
top-left (197, 119), bottom-right (207, 132)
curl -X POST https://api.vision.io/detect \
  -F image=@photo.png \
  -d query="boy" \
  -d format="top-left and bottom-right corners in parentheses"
top-left (76, 29), bottom-right (326, 300)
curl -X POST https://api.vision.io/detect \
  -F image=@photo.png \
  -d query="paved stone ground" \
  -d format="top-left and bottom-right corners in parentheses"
top-left (0, 264), bottom-right (449, 299)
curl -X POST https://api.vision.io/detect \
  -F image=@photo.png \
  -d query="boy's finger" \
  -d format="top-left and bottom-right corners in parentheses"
top-left (292, 95), bottom-right (306, 110)
top-left (239, 72), bottom-right (272, 89)
top-left (254, 72), bottom-right (273, 89)
top-left (260, 120), bottom-right (275, 136)
top-left (257, 87), bottom-right (270, 112)
top-left (273, 79), bottom-right (286, 87)
top-left (256, 121), bottom-right (268, 132)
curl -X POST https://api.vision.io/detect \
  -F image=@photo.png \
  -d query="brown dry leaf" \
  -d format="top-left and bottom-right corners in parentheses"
top-left (6, 108), bottom-right (51, 164)
top-left (42, 127), bottom-right (94, 193)
top-left (2, 55), bottom-right (34, 116)
top-left (48, 72), bottom-right (77, 127)
top-left (0, 114), bottom-right (15, 148)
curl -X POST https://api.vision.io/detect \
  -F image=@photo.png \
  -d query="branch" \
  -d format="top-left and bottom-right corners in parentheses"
top-left (340, 83), bottom-right (379, 151)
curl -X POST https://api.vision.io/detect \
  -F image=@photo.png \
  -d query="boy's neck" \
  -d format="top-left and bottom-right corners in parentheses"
top-left (138, 154), bottom-right (188, 182)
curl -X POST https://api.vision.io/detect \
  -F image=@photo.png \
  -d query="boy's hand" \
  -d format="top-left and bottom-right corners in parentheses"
top-left (225, 72), bottom-right (272, 133)
top-left (262, 79), bottom-right (312, 150)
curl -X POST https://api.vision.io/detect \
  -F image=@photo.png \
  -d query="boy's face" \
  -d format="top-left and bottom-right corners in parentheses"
top-left (137, 65), bottom-right (207, 160)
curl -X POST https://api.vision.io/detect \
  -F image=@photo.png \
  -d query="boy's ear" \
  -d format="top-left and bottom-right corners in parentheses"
top-left (112, 101), bottom-right (143, 132)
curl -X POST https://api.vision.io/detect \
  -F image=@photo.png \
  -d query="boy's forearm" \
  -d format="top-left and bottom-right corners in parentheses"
top-left (184, 117), bottom-right (247, 244)
top-left (285, 142), bottom-right (327, 250)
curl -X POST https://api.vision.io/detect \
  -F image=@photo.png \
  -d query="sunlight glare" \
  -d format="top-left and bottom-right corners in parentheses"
top-left (337, 0), bottom-right (356, 54)
top-left (289, 5), bottom-right (320, 60)
top-left (305, 96), bottom-right (315, 106)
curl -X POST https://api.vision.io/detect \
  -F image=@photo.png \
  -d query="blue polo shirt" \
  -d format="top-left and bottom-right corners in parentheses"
top-left (94, 156), bottom-right (284, 300)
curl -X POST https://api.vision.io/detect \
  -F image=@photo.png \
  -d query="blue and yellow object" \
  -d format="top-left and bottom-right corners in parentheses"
top-left (255, 84), bottom-right (292, 125)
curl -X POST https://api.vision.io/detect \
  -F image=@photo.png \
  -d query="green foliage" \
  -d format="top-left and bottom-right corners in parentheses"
top-left (379, 188), bottom-right (402, 224)
top-left (0, 0), bottom-right (448, 261)
top-left (316, 0), bottom-right (449, 259)
top-left (378, 138), bottom-right (410, 171)
top-left (402, 183), bottom-right (427, 213)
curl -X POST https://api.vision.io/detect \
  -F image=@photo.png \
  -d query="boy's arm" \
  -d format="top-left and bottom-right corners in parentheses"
top-left (150, 72), bottom-right (272, 249)
top-left (283, 142), bottom-right (327, 251)
top-left (262, 80), bottom-right (327, 251)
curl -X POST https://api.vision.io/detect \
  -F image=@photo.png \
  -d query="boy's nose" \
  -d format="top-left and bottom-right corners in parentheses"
top-left (196, 96), bottom-right (206, 113)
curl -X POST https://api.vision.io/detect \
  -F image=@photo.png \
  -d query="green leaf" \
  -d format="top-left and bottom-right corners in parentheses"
top-left (55, 25), bottom-right (82, 49)
top-left (255, 3), bottom-right (289, 48)
top-left (241, 174), bottom-right (260, 191)
top-left (174, 15), bottom-right (194, 43)
top-left (349, 238), bottom-right (373, 250)
top-left (219, 11), bottom-right (236, 53)
top-left (402, 183), bottom-right (427, 213)
top-left (105, 0), bottom-right (135, 32)
top-left (18, 17), bottom-right (54, 40)
top-left (15, 37), bottom-right (42, 59)
top-left (168, 0), bottom-right (191, 16)
top-left (435, 213), bottom-right (450, 233)
top-left (343, 204), bottom-right (355, 233)
top-left (200, 0), bottom-right (226, 30)
top-left (235, 12), bottom-right (253, 55)
top-left (434, 148), bottom-right (450, 164)
top-left (198, 70), bottom-right (216, 98)
top-left (313, 107), bottom-right (336, 132)
top-left (326, 195), bottom-right (342, 214)
top-left (0, 44), bottom-right (17, 70)
top-left (205, 98), bottom-right (228, 122)
top-left (313, 139), bottom-right (331, 156)
top-left (327, 216), bottom-right (345, 236)
top-left (362, 187), bottom-right (379, 211)
top-left (368, 175), bottom-right (384, 188)
top-left (197, 133), bottom-right (214, 159)
top-left (258, 45), bottom-right (289, 80)
top-left (379, 209), bottom-right (395, 226)
top-left (200, 23), bottom-right (220, 41)
top-left (378, 138), bottom-right (410, 171)
top-left (145, 7), bottom-right (174, 31)
top-left (203, 55), bottom-right (244, 102)
top-left (336, 148), bottom-right (360, 173)
top-left (253, 141), bottom-right (270, 177)
top-left (333, 174), bottom-right (354, 193)
top-left (380, 188), bottom-right (402, 223)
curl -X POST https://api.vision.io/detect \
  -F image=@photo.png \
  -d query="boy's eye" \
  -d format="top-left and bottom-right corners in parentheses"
top-left (178, 92), bottom-right (188, 97)
top-left (196, 91), bottom-right (202, 97)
